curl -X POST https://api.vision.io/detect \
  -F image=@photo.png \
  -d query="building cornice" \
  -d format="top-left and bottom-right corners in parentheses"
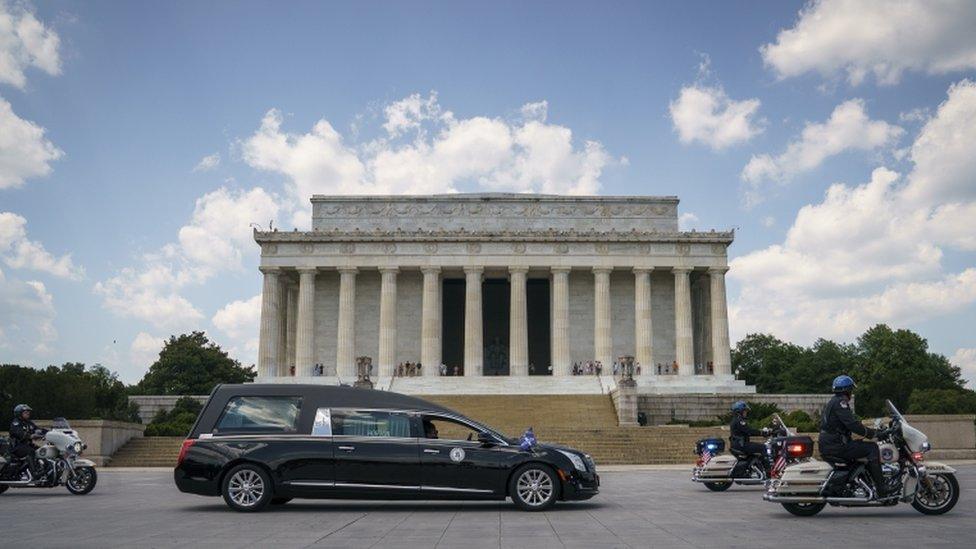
top-left (253, 228), bottom-right (735, 245)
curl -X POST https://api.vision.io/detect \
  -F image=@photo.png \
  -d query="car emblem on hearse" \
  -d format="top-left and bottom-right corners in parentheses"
top-left (450, 447), bottom-right (466, 462)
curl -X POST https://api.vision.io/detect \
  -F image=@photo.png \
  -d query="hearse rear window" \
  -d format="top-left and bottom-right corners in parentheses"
top-left (214, 396), bottom-right (302, 433)
top-left (331, 410), bottom-right (411, 437)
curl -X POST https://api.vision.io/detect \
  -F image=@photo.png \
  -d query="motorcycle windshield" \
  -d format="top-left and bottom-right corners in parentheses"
top-left (771, 413), bottom-right (793, 435)
top-left (51, 417), bottom-right (71, 430)
top-left (886, 400), bottom-right (928, 452)
top-left (885, 400), bottom-right (904, 422)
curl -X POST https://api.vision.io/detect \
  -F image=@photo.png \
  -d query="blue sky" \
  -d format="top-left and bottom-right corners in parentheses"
top-left (1, 0), bottom-right (974, 384)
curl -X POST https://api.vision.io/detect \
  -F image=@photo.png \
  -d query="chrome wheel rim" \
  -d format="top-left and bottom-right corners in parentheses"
top-left (228, 469), bottom-right (265, 508)
top-left (915, 474), bottom-right (952, 509)
top-left (67, 468), bottom-right (92, 491)
top-left (516, 469), bottom-right (553, 507)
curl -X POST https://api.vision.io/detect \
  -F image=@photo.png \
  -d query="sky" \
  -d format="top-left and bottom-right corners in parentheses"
top-left (1, 0), bottom-right (974, 386)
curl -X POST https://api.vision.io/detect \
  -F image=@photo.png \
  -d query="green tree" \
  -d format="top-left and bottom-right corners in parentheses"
top-left (0, 363), bottom-right (139, 421)
top-left (731, 334), bottom-right (805, 393)
top-left (907, 388), bottom-right (976, 415)
top-left (132, 332), bottom-right (255, 395)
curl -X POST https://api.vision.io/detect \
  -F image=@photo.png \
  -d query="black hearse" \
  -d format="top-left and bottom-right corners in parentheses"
top-left (174, 384), bottom-right (598, 512)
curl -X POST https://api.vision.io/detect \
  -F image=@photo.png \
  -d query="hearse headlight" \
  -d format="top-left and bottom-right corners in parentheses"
top-left (556, 449), bottom-right (586, 471)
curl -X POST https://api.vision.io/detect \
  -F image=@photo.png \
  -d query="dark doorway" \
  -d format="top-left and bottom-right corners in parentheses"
top-left (527, 278), bottom-right (551, 375)
top-left (441, 279), bottom-right (465, 375)
top-left (482, 279), bottom-right (510, 375)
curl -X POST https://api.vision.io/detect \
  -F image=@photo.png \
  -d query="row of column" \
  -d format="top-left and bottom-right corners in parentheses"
top-left (258, 266), bottom-right (733, 379)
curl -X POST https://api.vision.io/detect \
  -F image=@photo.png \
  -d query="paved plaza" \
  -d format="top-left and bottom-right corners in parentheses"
top-left (4, 466), bottom-right (973, 548)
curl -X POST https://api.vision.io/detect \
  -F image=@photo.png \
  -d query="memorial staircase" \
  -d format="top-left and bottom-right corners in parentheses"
top-left (109, 436), bottom-right (185, 467)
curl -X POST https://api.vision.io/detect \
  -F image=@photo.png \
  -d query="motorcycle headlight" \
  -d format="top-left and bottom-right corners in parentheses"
top-left (556, 449), bottom-right (586, 471)
top-left (920, 441), bottom-right (931, 453)
top-left (72, 442), bottom-right (83, 453)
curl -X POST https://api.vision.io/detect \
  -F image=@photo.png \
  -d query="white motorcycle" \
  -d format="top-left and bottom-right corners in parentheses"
top-left (0, 418), bottom-right (98, 495)
top-left (763, 400), bottom-right (958, 516)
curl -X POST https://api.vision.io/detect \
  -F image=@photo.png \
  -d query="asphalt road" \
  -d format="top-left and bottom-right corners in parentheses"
top-left (2, 466), bottom-right (973, 548)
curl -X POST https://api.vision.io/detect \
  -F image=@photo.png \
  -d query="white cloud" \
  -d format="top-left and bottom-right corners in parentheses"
top-left (130, 331), bottom-right (164, 369)
top-left (741, 99), bottom-right (902, 205)
top-left (94, 187), bottom-right (278, 329)
top-left (952, 348), bottom-right (976, 389)
top-left (761, 0), bottom-right (976, 86)
top-left (212, 294), bottom-right (261, 363)
top-left (193, 152), bottom-right (220, 172)
top-left (730, 80), bottom-right (976, 345)
top-left (240, 93), bottom-right (618, 226)
top-left (0, 2), bottom-right (61, 89)
top-left (678, 212), bottom-right (699, 231)
top-left (0, 268), bottom-right (57, 357)
top-left (669, 85), bottom-right (763, 150)
top-left (0, 96), bottom-right (63, 189)
top-left (0, 211), bottom-right (83, 279)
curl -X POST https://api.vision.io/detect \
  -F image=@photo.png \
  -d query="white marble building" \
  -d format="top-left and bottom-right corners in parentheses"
top-left (253, 194), bottom-right (752, 394)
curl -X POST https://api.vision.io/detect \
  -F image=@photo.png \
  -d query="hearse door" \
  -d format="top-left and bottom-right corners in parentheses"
top-left (280, 407), bottom-right (335, 491)
top-left (331, 409), bottom-right (420, 493)
top-left (418, 415), bottom-right (506, 496)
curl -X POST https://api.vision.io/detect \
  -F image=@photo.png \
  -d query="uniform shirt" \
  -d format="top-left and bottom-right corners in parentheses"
top-left (9, 418), bottom-right (42, 444)
top-left (729, 413), bottom-right (761, 446)
top-left (818, 394), bottom-right (876, 450)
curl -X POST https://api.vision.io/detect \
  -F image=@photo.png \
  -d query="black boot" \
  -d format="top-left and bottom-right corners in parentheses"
top-left (867, 461), bottom-right (894, 497)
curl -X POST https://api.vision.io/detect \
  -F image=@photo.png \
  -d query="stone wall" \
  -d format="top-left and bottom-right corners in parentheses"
top-left (129, 395), bottom-right (208, 424)
top-left (4, 420), bottom-right (145, 466)
top-left (638, 393), bottom-right (832, 425)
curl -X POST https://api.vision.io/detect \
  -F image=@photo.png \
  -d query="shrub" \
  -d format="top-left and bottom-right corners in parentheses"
top-left (907, 388), bottom-right (976, 415)
top-left (145, 396), bottom-right (203, 437)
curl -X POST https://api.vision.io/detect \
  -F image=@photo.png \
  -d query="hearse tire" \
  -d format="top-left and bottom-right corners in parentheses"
top-left (510, 463), bottom-right (559, 511)
top-left (222, 464), bottom-right (273, 512)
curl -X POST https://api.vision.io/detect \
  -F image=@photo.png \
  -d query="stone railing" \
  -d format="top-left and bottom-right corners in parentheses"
top-left (3, 419), bottom-right (145, 466)
top-left (637, 393), bottom-right (832, 426)
top-left (128, 395), bottom-right (208, 424)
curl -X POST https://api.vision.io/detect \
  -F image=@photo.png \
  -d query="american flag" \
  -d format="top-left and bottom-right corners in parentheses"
top-left (771, 452), bottom-right (787, 478)
top-left (699, 448), bottom-right (713, 466)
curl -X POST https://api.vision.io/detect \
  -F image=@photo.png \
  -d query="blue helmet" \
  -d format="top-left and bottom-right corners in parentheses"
top-left (731, 401), bottom-right (749, 413)
top-left (832, 375), bottom-right (856, 393)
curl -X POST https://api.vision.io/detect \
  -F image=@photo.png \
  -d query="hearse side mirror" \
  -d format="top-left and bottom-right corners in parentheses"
top-left (477, 432), bottom-right (496, 446)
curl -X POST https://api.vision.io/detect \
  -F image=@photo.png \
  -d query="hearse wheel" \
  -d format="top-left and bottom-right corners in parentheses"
top-left (704, 481), bottom-right (731, 492)
top-left (222, 464), bottom-right (273, 512)
top-left (510, 464), bottom-right (559, 511)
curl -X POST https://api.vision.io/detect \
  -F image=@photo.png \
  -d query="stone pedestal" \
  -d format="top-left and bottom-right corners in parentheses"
top-left (614, 383), bottom-right (639, 426)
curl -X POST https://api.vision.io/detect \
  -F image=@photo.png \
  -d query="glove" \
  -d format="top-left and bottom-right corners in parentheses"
top-left (873, 428), bottom-right (889, 440)
top-left (761, 427), bottom-right (772, 436)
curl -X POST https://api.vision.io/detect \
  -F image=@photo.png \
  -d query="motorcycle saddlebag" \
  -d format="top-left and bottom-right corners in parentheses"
top-left (695, 438), bottom-right (725, 456)
top-left (699, 454), bottom-right (737, 478)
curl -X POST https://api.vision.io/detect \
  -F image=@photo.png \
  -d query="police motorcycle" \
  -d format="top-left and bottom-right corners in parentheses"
top-left (763, 400), bottom-right (959, 516)
top-left (0, 418), bottom-right (98, 495)
top-left (692, 413), bottom-right (814, 491)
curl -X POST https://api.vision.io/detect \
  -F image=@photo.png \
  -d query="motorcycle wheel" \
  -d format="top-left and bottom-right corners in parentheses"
top-left (781, 502), bottom-right (825, 517)
top-left (704, 482), bottom-right (731, 492)
top-left (66, 466), bottom-right (97, 495)
top-left (911, 473), bottom-right (959, 515)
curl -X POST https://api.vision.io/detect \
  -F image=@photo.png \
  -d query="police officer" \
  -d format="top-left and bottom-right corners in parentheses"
top-left (729, 401), bottom-right (770, 458)
top-left (818, 375), bottom-right (893, 497)
top-left (9, 404), bottom-right (46, 477)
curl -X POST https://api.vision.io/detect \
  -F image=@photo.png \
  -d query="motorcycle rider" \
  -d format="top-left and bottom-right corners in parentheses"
top-left (729, 401), bottom-right (771, 459)
top-left (9, 404), bottom-right (46, 477)
top-left (818, 375), bottom-right (893, 497)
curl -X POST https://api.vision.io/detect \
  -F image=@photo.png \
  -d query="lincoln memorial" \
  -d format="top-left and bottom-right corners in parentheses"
top-left (252, 193), bottom-right (752, 395)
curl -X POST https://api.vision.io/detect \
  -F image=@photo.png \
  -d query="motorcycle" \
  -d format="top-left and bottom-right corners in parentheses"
top-left (763, 399), bottom-right (959, 516)
top-left (692, 413), bottom-right (815, 491)
top-left (0, 417), bottom-right (98, 495)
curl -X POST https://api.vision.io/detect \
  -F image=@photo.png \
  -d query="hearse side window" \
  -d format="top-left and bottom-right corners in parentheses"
top-left (311, 408), bottom-right (331, 436)
top-left (214, 396), bottom-right (302, 434)
top-left (421, 415), bottom-right (482, 442)
top-left (331, 410), bottom-right (411, 438)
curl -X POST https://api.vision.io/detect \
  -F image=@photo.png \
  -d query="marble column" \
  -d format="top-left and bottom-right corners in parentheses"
top-left (257, 267), bottom-right (282, 378)
top-left (673, 267), bottom-right (694, 376)
top-left (593, 268), bottom-right (613, 368)
top-left (276, 283), bottom-right (288, 377)
top-left (509, 266), bottom-right (529, 376)
top-left (378, 267), bottom-right (398, 378)
top-left (335, 267), bottom-right (357, 379)
top-left (463, 267), bottom-right (484, 376)
top-left (550, 267), bottom-right (571, 376)
top-left (421, 267), bottom-right (442, 376)
top-left (634, 268), bottom-right (653, 374)
top-left (295, 268), bottom-right (316, 377)
top-left (285, 283), bottom-right (298, 376)
top-left (709, 267), bottom-right (733, 376)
